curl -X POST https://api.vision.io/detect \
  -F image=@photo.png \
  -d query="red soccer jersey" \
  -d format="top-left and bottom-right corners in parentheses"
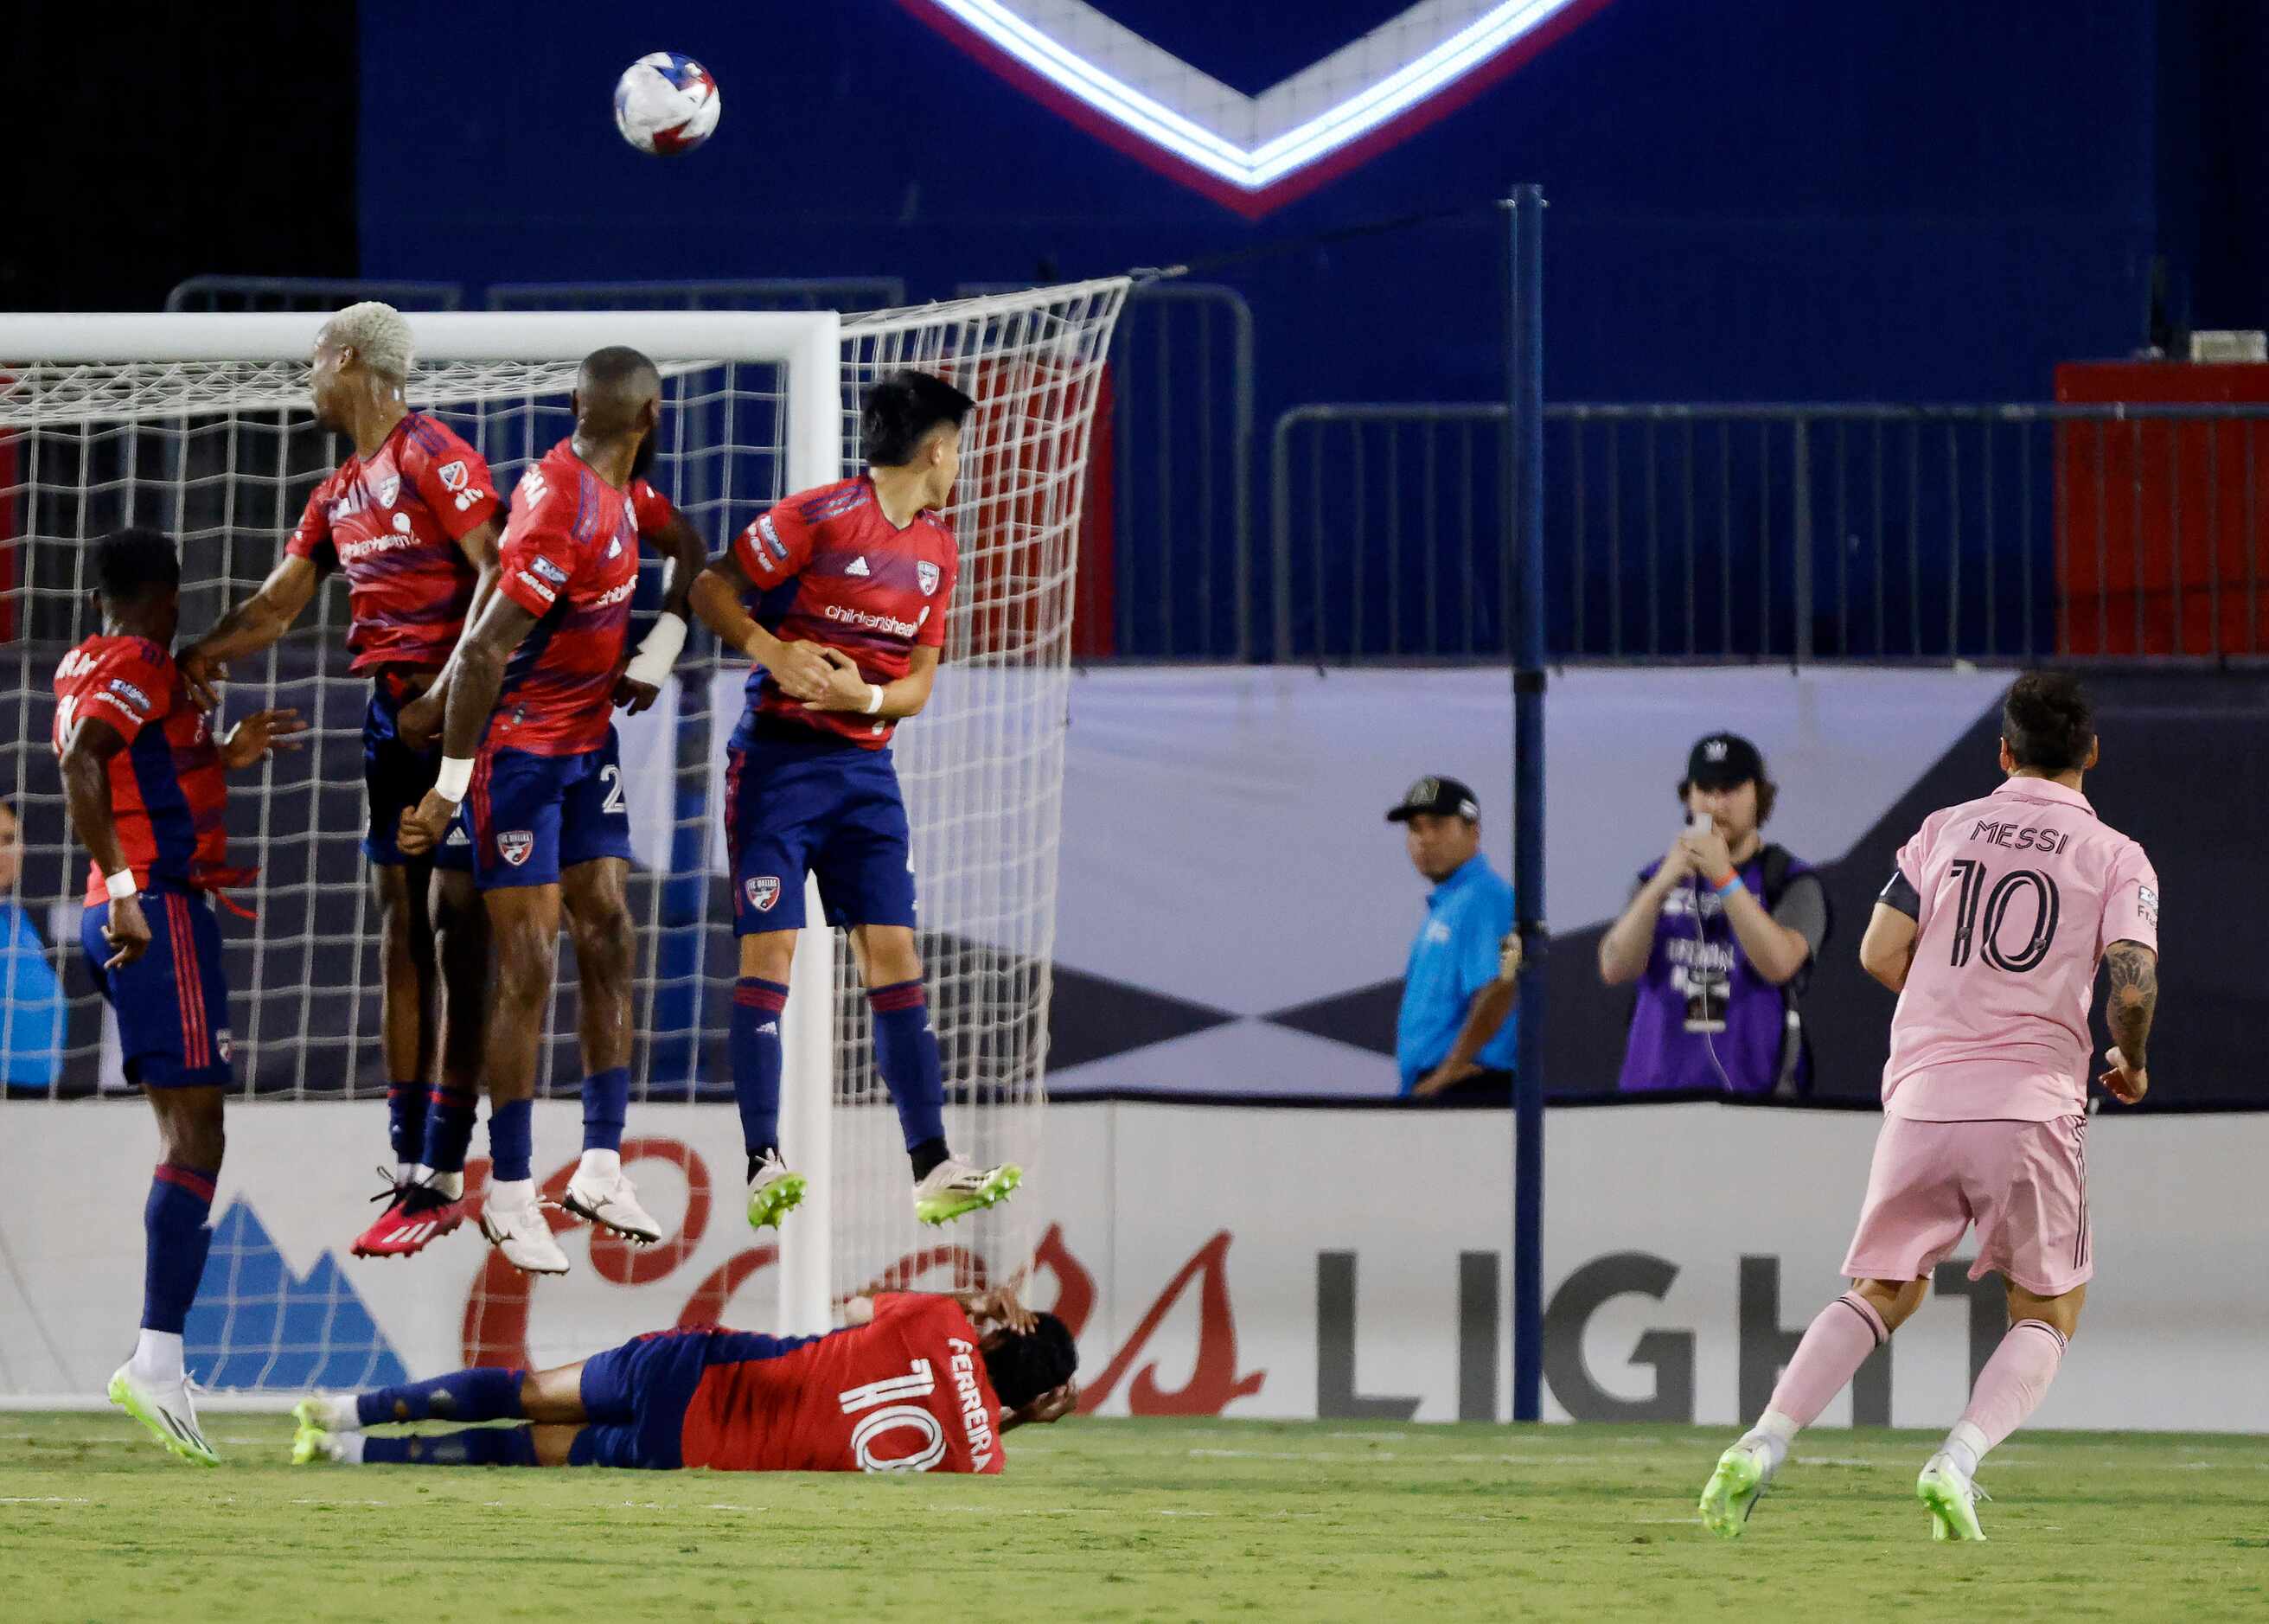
top-left (485, 439), bottom-right (678, 758)
top-left (51, 636), bottom-right (234, 905)
top-left (284, 412), bottom-right (500, 674)
top-left (680, 1295), bottom-right (1007, 1474)
top-left (728, 476), bottom-right (957, 748)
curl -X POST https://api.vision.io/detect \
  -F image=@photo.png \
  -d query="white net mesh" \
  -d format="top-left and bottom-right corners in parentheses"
top-left (0, 283), bottom-right (1126, 1396)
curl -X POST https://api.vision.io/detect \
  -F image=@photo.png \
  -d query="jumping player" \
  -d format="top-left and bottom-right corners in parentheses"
top-left (1699, 672), bottom-right (2160, 1542)
top-left (289, 1286), bottom-right (1077, 1474)
top-left (55, 528), bottom-right (306, 1463)
top-left (687, 371), bottom-right (1019, 1233)
top-left (398, 346), bottom-right (704, 1274)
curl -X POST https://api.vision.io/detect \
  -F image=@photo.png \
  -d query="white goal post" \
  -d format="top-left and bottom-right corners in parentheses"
top-left (0, 285), bottom-right (1126, 1400)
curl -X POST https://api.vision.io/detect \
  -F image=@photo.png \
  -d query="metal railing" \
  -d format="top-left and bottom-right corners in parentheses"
top-left (1273, 401), bottom-right (2269, 664)
top-left (485, 277), bottom-right (904, 312)
top-left (163, 276), bottom-right (464, 312)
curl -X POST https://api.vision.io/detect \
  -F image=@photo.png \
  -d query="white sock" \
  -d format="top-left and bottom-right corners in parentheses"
top-left (489, 1177), bottom-right (536, 1212)
top-left (1743, 1408), bottom-right (1799, 1474)
top-left (577, 1148), bottom-right (621, 1182)
top-left (129, 1329), bottom-right (184, 1385)
top-left (335, 1432), bottom-right (366, 1465)
top-left (398, 1162), bottom-right (420, 1186)
top-left (319, 1392), bottom-right (359, 1432)
top-left (1941, 1419), bottom-right (1989, 1479)
top-left (426, 1168), bottom-right (464, 1199)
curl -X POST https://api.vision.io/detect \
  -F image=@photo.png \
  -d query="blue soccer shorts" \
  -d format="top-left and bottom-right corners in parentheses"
top-left (80, 887), bottom-right (232, 1090)
top-left (572, 1325), bottom-right (800, 1470)
top-left (724, 727), bottom-right (917, 936)
top-left (363, 675), bottom-right (472, 873)
top-left (464, 727), bottom-right (634, 892)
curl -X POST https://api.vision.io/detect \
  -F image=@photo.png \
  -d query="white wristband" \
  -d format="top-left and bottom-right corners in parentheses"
top-left (622, 611), bottom-right (688, 689)
top-left (863, 684), bottom-right (885, 716)
top-left (434, 755), bottom-right (475, 802)
top-left (105, 869), bottom-right (138, 902)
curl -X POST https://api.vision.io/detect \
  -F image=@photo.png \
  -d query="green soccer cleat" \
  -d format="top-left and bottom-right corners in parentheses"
top-left (746, 1154), bottom-right (808, 1231)
top-left (913, 1159), bottom-right (1022, 1227)
top-left (1697, 1442), bottom-right (1771, 1538)
top-left (107, 1364), bottom-right (219, 1467)
top-left (291, 1423), bottom-right (338, 1467)
top-left (1918, 1454), bottom-right (1988, 1541)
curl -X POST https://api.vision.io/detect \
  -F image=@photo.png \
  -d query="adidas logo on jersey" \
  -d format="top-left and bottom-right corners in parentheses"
top-left (845, 555), bottom-right (870, 577)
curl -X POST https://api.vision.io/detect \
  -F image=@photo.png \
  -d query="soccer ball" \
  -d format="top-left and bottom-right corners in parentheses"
top-left (614, 52), bottom-right (721, 156)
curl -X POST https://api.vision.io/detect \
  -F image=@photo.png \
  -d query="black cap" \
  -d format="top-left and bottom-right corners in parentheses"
top-left (1684, 732), bottom-right (1765, 790)
top-left (1386, 775), bottom-right (1480, 822)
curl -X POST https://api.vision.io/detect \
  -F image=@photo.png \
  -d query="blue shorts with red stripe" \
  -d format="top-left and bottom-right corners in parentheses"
top-left (725, 720), bottom-right (917, 935)
top-left (363, 674), bottom-right (473, 873)
top-left (464, 729), bottom-right (633, 892)
top-left (80, 886), bottom-right (232, 1090)
top-left (572, 1324), bottom-right (808, 1470)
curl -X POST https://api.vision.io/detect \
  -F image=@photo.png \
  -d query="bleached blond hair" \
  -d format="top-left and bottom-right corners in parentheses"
top-left (325, 301), bottom-right (414, 383)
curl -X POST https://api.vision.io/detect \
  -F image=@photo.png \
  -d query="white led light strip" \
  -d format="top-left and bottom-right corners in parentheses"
top-left (927, 0), bottom-right (1585, 190)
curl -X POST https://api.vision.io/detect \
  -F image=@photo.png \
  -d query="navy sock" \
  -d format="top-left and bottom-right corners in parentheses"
top-left (731, 978), bottom-right (789, 1158)
top-left (361, 1427), bottom-right (538, 1467)
top-left (142, 1164), bottom-right (216, 1334)
top-left (581, 1066), bottom-right (630, 1154)
top-left (869, 981), bottom-right (946, 1156)
top-left (488, 1097), bottom-right (534, 1183)
top-left (355, 1365), bottom-right (526, 1429)
top-left (419, 1084), bottom-right (479, 1175)
top-left (386, 1081), bottom-right (427, 1167)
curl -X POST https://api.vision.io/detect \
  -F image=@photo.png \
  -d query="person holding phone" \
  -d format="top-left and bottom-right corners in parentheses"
top-left (1597, 733), bottom-right (1829, 1096)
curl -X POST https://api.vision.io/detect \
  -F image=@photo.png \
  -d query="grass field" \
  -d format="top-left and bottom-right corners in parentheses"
top-left (4, 1413), bottom-right (2266, 1621)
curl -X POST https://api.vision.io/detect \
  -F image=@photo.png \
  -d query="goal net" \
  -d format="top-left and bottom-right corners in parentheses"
top-left (0, 285), bottom-right (1125, 1401)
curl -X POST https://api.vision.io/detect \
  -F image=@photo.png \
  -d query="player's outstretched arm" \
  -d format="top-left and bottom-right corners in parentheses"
top-left (58, 714), bottom-right (150, 968)
top-left (217, 708), bottom-right (310, 770)
top-left (180, 554), bottom-right (320, 709)
top-left (397, 591), bottom-right (538, 857)
top-left (2099, 940), bottom-right (2157, 1104)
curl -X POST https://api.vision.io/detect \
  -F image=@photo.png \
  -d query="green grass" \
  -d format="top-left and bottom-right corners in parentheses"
top-left (4, 1414), bottom-right (2266, 1621)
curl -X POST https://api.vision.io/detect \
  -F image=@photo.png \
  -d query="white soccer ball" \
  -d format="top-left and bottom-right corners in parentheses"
top-left (613, 52), bottom-right (721, 156)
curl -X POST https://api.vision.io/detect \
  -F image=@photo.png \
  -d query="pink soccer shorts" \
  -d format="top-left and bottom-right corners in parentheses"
top-left (1840, 1113), bottom-right (2092, 1297)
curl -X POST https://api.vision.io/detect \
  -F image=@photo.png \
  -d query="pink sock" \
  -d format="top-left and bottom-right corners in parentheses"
top-left (1945, 1319), bottom-right (2067, 1474)
top-left (1763, 1292), bottom-right (1889, 1431)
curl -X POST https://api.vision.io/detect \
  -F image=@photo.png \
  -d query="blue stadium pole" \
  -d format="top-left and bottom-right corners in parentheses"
top-left (1505, 182), bottom-right (1547, 1424)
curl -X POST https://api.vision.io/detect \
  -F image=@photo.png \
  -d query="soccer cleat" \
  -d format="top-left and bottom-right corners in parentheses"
top-left (292, 1393), bottom-right (355, 1434)
top-left (1917, 1453), bottom-right (1989, 1542)
top-left (1697, 1442), bottom-right (1771, 1538)
top-left (562, 1167), bottom-right (662, 1244)
top-left (913, 1158), bottom-right (1022, 1227)
top-left (746, 1152), bottom-right (807, 1231)
top-left (107, 1363), bottom-right (218, 1467)
top-left (478, 1197), bottom-right (571, 1275)
top-left (291, 1422), bottom-right (342, 1466)
top-left (352, 1169), bottom-right (466, 1259)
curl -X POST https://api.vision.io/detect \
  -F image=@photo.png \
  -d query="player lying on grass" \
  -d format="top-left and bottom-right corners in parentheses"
top-left (54, 527), bottom-right (306, 1465)
top-left (687, 370), bottom-right (1019, 1235)
top-left (291, 1285), bottom-right (1076, 1474)
top-left (396, 346), bottom-right (706, 1275)
top-left (1699, 672), bottom-right (2160, 1543)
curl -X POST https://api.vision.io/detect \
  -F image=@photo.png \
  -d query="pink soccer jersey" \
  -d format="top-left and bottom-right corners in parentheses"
top-left (1879, 776), bottom-right (2158, 1121)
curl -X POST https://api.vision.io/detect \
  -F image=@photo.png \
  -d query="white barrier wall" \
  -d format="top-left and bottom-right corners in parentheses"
top-left (4, 1101), bottom-right (2259, 1430)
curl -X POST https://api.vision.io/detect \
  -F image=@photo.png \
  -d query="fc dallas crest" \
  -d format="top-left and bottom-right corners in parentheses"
top-left (746, 875), bottom-right (782, 912)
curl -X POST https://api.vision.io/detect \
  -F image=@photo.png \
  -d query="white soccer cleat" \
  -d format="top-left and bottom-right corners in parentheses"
top-left (745, 1152), bottom-right (807, 1231)
top-left (913, 1157), bottom-right (1022, 1227)
top-left (478, 1197), bottom-right (571, 1276)
top-left (562, 1167), bottom-right (662, 1244)
top-left (1917, 1452), bottom-right (1989, 1542)
top-left (107, 1362), bottom-right (218, 1467)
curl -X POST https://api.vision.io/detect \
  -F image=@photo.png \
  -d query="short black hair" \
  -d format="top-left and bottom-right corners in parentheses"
top-left (2003, 671), bottom-right (2094, 774)
top-left (862, 370), bottom-right (975, 468)
top-left (980, 1312), bottom-right (1077, 1412)
top-left (576, 345), bottom-right (662, 435)
top-left (95, 527), bottom-right (182, 607)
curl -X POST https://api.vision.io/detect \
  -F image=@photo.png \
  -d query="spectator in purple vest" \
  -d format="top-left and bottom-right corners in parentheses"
top-left (1597, 734), bottom-right (1830, 1096)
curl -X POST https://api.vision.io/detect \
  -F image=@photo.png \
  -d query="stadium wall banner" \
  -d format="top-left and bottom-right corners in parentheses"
top-left (4, 1102), bottom-right (2260, 1431)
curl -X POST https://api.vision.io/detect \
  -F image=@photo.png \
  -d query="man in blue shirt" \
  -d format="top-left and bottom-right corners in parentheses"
top-left (0, 799), bottom-right (65, 1092)
top-left (1390, 777), bottom-right (1520, 1099)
